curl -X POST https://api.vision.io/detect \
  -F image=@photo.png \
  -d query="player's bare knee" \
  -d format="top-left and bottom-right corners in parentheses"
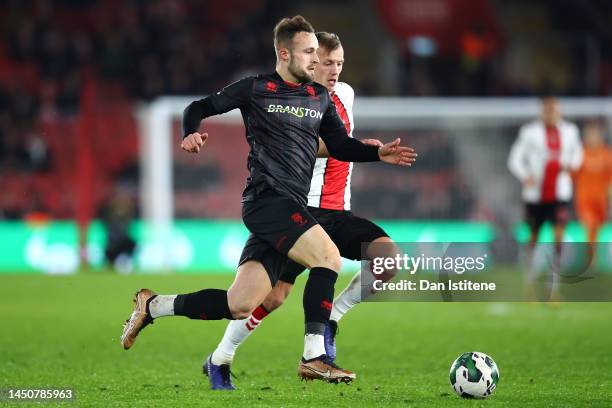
top-left (315, 245), bottom-right (342, 271)
top-left (330, 255), bottom-right (342, 272)
top-left (229, 304), bottom-right (254, 320)
top-left (227, 296), bottom-right (258, 319)
top-left (264, 282), bottom-right (293, 311)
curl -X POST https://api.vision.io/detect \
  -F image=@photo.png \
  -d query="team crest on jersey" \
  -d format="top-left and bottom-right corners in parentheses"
top-left (266, 81), bottom-right (277, 92)
top-left (290, 212), bottom-right (308, 227)
top-left (306, 85), bottom-right (315, 97)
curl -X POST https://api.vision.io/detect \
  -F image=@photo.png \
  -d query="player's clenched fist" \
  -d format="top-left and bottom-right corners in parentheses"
top-left (181, 132), bottom-right (208, 153)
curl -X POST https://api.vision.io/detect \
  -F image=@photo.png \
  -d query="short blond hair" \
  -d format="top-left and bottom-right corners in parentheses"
top-left (316, 32), bottom-right (341, 52)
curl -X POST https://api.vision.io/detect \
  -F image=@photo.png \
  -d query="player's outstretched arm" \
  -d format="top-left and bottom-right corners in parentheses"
top-left (360, 138), bottom-right (385, 147)
top-left (319, 97), bottom-right (416, 165)
top-left (377, 138), bottom-right (417, 166)
top-left (321, 126), bottom-right (416, 165)
top-left (316, 138), bottom-right (384, 158)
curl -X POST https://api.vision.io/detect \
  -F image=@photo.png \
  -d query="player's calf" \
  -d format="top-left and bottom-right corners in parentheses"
top-left (262, 281), bottom-right (293, 311)
top-left (210, 305), bottom-right (270, 368)
top-left (287, 226), bottom-right (353, 376)
top-left (227, 260), bottom-right (274, 319)
top-left (208, 281), bottom-right (293, 374)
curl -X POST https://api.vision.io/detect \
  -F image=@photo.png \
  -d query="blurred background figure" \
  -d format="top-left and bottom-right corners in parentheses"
top-left (574, 122), bottom-right (612, 263)
top-left (99, 185), bottom-right (138, 273)
top-left (508, 97), bottom-right (583, 299)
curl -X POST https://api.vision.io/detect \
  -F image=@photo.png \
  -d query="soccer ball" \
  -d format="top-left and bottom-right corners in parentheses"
top-left (449, 351), bottom-right (499, 398)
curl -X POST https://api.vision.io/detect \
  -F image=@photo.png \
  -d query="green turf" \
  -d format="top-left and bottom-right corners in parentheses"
top-left (1, 274), bottom-right (611, 407)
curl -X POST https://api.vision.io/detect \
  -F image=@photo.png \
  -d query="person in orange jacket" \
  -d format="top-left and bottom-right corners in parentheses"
top-left (574, 121), bottom-right (612, 262)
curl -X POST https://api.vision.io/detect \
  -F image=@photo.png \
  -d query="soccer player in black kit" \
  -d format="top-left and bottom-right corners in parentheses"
top-left (120, 16), bottom-right (415, 383)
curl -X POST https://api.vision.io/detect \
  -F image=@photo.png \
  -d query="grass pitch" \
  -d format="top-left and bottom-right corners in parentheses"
top-left (1, 273), bottom-right (611, 407)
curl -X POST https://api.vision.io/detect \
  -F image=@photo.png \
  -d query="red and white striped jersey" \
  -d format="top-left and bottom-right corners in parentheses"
top-left (307, 82), bottom-right (355, 210)
top-left (508, 119), bottom-right (583, 203)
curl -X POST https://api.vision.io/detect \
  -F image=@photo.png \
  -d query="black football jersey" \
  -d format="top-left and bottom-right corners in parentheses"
top-left (183, 72), bottom-right (378, 206)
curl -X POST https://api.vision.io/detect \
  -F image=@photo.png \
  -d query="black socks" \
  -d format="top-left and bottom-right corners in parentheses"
top-left (174, 289), bottom-right (233, 320)
top-left (171, 267), bottom-right (337, 325)
top-left (303, 267), bottom-right (337, 335)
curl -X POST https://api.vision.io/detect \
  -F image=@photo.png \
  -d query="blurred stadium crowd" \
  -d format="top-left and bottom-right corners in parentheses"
top-left (0, 0), bottom-right (610, 222)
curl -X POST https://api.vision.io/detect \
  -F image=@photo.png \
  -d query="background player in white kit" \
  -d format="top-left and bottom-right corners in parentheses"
top-left (508, 97), bottom-right (583, 300)
top-left (203, 32), bottom-right (405, 389)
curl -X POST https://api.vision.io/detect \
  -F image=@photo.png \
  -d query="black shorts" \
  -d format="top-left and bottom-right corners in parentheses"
top-left (241, 191), bottom-right (318, 255)
top-left (238, 191), bottom-right (318, 285)
top-left (238, 233), bottom-right (304, 286)
top-left (239, 206), bottom-right (389, 286)
top-left (525, 201), bottom-right (570, 231)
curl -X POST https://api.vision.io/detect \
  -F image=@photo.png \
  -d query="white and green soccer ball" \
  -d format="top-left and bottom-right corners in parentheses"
top-left (449, 352), bottom-right (499, 399)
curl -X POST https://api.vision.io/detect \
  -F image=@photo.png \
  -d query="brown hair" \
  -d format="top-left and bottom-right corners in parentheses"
top-left (273, 15), bottom-right (315, 51)
top-left (316, 32), bottom-right (341, 52)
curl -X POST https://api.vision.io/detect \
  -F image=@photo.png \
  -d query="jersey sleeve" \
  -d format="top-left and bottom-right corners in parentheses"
top-left (507, 125), bottom-right (530, 182)
top-left (319, 96), bottom-right (379, 162)
top-left (344, 84), bottom-right (356, 134)
top-left (337, 82), bottom-right (355, 109)
top-left (182, 77), bottom-right (254, 137)
top-left (345, 84), bottom-right (355, 109)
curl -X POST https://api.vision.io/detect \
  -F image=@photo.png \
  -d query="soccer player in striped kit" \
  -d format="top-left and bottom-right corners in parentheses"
top-left (204, 32), bottom-right (406, 389)
top-left (121, 17), bottom-right (416, 386)
top-left (508, 97), bottom-right (583, 300)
